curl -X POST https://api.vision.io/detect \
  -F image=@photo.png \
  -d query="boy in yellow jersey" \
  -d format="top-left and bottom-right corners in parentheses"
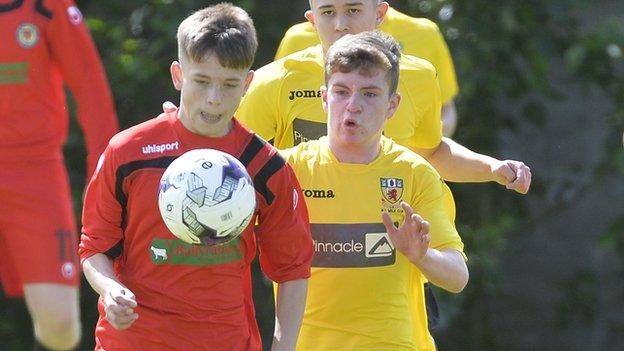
top-left (236, 0), bottom-right (531, 196)
top-left (274, 3), bottom-right (460, 136)
top-left (281, 30), bottom-right (468, 351)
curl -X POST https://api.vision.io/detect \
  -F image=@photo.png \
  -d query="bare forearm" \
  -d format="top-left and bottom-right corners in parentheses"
top-left (83, 253), bottom-right (139, 329)
top-left (425, 137), bottom-right (532, 193)
top-left (272, 279), bottom-right (308, 351)
top-left (82, 253), bottom-right (126, 297)
top-left (426, 137), bottom-right (498, 182)
top-left (411, 249), bottom-right (468, 293)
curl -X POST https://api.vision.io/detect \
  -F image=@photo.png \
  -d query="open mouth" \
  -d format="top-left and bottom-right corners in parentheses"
top-left (344, 119), bottom-right (358, 127)
top-left (200, 112), bottom-right (222, 123)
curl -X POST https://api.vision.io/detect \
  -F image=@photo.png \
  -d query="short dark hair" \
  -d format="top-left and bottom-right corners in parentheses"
top-left (177, 3), bottom-right (257, 69)
top-left (325, 31), bottom-right (401, 95)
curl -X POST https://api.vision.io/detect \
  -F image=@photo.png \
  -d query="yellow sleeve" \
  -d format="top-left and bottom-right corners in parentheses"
top-left (236, 65), bottom-right (281, 142)
top-left (411, 164), bottom-right (464, 256)
top-left (428, 23), bottom-right (459, 104)
top-left (274, 22), bottom-right (320, 60)
top-left (417, 70), bottom-right (443, 149)
top-left (395, 59), bottom-right (442, 151)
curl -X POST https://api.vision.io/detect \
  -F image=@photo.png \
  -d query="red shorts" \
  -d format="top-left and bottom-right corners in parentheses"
top-left (0, 159), bottom-right (80, 297)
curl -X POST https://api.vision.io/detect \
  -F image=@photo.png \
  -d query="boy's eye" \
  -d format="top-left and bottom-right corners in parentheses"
top-left (364, 91), bottom-right (378, 98)
top-left (321, 10), bottom-right (335, 16)
top-left (347, 8), bottom-right (360, 14)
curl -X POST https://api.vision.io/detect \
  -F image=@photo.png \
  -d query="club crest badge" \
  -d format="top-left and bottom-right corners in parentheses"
top-left (67, 6), bottom-right (83, 25)
top-left (61, 262), bottom-right (76, 279)
top-left (380, 178), bottom-right (404, 205)
top-left (16, 23), bottom-right (39, 48)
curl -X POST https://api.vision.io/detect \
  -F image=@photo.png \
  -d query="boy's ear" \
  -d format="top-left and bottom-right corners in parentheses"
top-left (320, 85), bottom-right (328, 112)
top-left (242, 70), bottom-right (254, 95)
top-left (375, 2), bottom-right (389, 27)
top-left (304, 10), bottom-right (315, 27)
top-left (170, 61), bottom-right (183, 91)
top-left (385, 92), bottom-right (401, 120)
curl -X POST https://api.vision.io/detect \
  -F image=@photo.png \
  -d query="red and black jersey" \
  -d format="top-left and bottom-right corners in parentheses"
top-left (79, 112), bottom-right (313, 351)
top-left (0, 0), bottom-right (118, 176)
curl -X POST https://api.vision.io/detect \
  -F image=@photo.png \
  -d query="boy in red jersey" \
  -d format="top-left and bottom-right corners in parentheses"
top-left (0, 1), bottom-right (118, 350)
top-left (80, 4), bottom-right (313, 351)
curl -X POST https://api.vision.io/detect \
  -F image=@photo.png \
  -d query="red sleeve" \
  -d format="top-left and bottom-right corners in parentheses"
top-left (47, 0), bottom-right (119, 177)
top-left (79, 142), bottom-right (124, 262)
top-left (255, 158), bottom-right (313, 283)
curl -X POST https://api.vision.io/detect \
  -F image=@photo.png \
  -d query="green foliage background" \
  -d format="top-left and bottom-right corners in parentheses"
top-left (1, 0), bottom-right (622, 350)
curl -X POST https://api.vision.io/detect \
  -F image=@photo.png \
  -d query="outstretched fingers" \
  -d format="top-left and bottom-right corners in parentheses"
top-left (380, 202), bottom-right (430, 264)
top-left (400, 202), bottom-right (427, 236)
top-left (105, 288), bottom-right (139, 330)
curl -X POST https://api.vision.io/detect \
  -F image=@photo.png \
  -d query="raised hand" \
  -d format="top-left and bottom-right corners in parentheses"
top-left (381, 201), bottom-right (431, 265)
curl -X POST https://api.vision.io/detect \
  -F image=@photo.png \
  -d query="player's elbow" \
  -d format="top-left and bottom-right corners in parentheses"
top-left (447, 265), bottom-right (469, 294)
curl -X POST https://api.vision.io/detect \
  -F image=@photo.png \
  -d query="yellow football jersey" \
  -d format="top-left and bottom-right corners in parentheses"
top-left (237, 45), bottom-right (442, 152)
top-left (274, 6), bottom-right (459, 104)
top-left (282, 136), bottom-right (465, 351)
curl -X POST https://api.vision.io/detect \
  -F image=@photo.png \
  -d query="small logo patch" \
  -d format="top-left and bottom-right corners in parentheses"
top-left (61, 262), bottom-right (76, 279)
top-left (302, 189), bottom-right (335, 199)
top-left (142, 141), bottom-right (180, 154)
top-left (288, 89), bottom-right (321, 101)
top-left (365, 233), bottom-right (394, 258)
top-left (16, 23), bottom-right (39, 48)
top-left (150, 246), bottom-right (168, 261)
top-left (67, 6), bottom-right (83, 25)
top-left (150, 238), bottom-right (242, 266)
top-left (293, 188), bottom-right (299, 209)
top-left (380, 178), bottom-right (404, 205)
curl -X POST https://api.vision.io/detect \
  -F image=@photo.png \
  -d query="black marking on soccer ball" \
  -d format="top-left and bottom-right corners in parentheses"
top-left (182, 205), bottom-right (230, 246)
top-left (198, 227), bottom-right (227, 246)
top-left (204, 157), bottom-right (249, 206)
top-left (186, 172), bottom-right (207, 206)
top-left (159, 176), bottom-right (180, 193)
top-left (223, 156), bottom-right (249, 182)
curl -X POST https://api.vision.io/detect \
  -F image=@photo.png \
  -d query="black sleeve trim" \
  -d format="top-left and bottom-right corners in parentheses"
top-left (239, 134), bottom-right (266, 167)
top-left (254, 153), bottom-right (286, 205)
top-left (0, 0), bottom-right (23, 13)
top-left (104, 240), bottom-right (124, 259)
top-left (115, 156), bottom-right (177, 228)
top-left (35, 0), bottom-right (52, 19)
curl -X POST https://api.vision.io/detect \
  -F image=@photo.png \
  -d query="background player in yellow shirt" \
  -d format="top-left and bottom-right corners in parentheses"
top-left (281, 30), bottom-right (468, 350)
top-left (236, 0), bottom-right (531, 196)
top-left (274, 2), bottom-right (460, 137)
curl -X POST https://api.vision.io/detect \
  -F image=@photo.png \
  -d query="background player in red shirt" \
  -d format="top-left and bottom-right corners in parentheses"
top-left (0, 0), bottom-right (118, 350)
top-left (79, 4), bottom-right (313, 350)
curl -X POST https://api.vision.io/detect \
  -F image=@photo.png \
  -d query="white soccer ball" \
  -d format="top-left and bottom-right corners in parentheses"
top-left (158, 149), bottom-right (256, 246)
